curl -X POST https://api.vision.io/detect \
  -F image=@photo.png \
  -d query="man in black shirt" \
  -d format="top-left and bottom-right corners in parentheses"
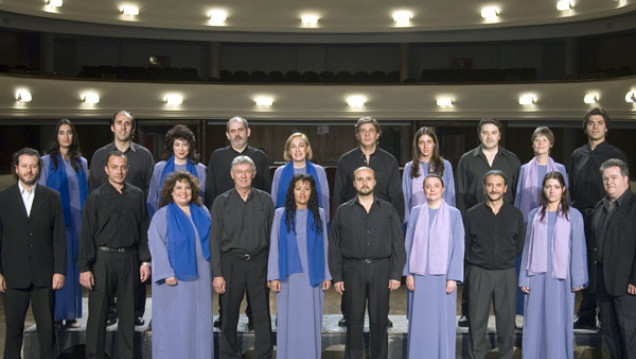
top-left (329, 166), bottom-right (406, 359)
top-left (571, 108), bottom-right (628, 329)
top-left (464, 170), bottom-right (525, 359)
top-left (210, 156), bottom-right (274, 359)
top-left (455, 118), bottom-right (521, 326)
top-left (79, 151), bottom-right (151, 359)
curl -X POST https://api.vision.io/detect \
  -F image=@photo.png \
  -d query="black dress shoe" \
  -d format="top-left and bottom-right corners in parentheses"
top-left (106, 317), bottom-right (118, 326)
top-left (135, 317), bottom-right (145, 326)
top-left (387, 319), bottom-right (393, 328)
top-left (573, 316), bottom-right (596, 330)
top-left (338, 317), bottom-right (347, 327)
top-left (214, 317), bottom-right (222, 328)
top-left (458, 315), bottom-right (469, 328)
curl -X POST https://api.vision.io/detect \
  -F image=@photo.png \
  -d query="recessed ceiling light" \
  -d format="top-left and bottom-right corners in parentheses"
top-left (347, 95), bottom-right (366, 108)
top-left (584, 93), bottom-right (599, 104)
top-left (82, 92), bottom-right (100, 104)
top-left (519, 94), bottom-right (536, 105)
top-left (392, 11), bottom-right (413, 26)
top-left (557, 1), bottom-right (574, 11)
top-left (254, 96), bottom-right (274, 107)
top-left (121, 5), bottom-right (139, 16)
top-left (481, 7), bottom-right (499, 20)
top-left (164, 94), bottom-right (183, 106)
top-left (208, 10), bottom-right (227, 25)
top-left (626, 91), bottom-right (636, 103)
top-left (436, 97), bottom-right (454, 107)
top-left (45, 0), bottom-right (63, 8)
top-left (16, 90), bottom-right (32, 102)
top-left (301, 14), bottom-right (319, 27)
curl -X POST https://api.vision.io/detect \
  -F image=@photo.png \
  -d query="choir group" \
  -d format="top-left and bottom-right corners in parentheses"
top-left (1, 108), bottom-right (634, 359)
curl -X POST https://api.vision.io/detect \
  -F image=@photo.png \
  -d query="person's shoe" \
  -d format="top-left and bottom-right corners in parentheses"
top-left (338, 317), bottom-right (347, 327)
top-left (573, 316), bottom-right (596, 330)
top-left (135, 317), bottom-right (145, 326)
top-left (54, 320), bottom-right (64, 330)
top-left (387, 319), bottom-right (393, 328)
top-left (214, 317), bottom-right (222, 328)
top-left (65, 319), bottom-right (81, 329)
top-left (458, 315), bottom-right (469, 328)
top-left (106, 317), bottom-right (118, 326)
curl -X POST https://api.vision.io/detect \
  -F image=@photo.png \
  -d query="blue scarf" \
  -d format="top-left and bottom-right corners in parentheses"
top-left (47, 155), bottom-right (88, 227)
top-left (278, 209), bottom-right (325, 287)
top-left (160, 155), bottom-right (199, 188)
top-left (166, 202), bottom-right (211, 281)
top-left (275, 160), bottom-right (322, 209)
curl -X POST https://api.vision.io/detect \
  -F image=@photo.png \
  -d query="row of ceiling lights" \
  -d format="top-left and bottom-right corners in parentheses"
top-left (42, 1), bottom-right (582, 26)
top-left (14, 89), bottom-right (636, 107)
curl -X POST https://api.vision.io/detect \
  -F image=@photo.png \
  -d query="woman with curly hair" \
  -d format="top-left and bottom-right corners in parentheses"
top-left (147, 124), bottom-right (206, 218)
top-left (38, 118), bottom-right (88, 328)
top-left (267, 173), bottom-right (331, 359)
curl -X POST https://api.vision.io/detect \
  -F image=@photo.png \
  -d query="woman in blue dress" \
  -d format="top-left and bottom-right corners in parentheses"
top-left (147, 124), bottom-right (206, 218)
top-left (38, 119), bottom-right (88, 328)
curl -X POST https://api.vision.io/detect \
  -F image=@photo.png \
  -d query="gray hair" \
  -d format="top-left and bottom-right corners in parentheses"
top-left (483, 169), bottom-right (508, 185)
top-left (600, 158), bottom-right (629, 177)
top-left (226, 116), bottom-right (249, 132)
top-left (231, 155), bottom-right (256, 172)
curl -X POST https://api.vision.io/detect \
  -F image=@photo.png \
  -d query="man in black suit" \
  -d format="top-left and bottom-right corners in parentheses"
top-left (0, 147), bottom-right (66, 359)
top-left (591, 158), bottom-right (636, 359)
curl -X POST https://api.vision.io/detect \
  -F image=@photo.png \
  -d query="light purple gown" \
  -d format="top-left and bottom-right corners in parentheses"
top-left (519, 208), bottom-right (588, 359)
top-left (402, 160), bottom-right (456, 224)
top-left (267, 208), bottom-right (331, 359)
top-left (147, 161), bottom-right (206, 218)
top-left (148, 206), bottom-right (214, 359)
top-left (271, 164), bottom-right (330, 221)
top-left (39, 155), bottom-right (87, 320)
top-left (404, 205), bottom-right (464, 359)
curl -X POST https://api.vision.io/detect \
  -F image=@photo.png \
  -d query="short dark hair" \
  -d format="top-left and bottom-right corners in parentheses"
top-left (159, 171), bottom-right (203, 208)
top-left (12, 147), bottom-right (42, 181)
top-left (106, 150), bottom-right (128, 164)
top-left (582, 107), bottom-right (610, 131)
top-left (483, 169), bottom-right (508, 186)
top-left (354, 116), bottom-right (382, 135)
top-left (110, 110), bottom-right (135, 128)
top-left (477, 118), bottom-right (502, 136)
top-left (600, 158), bottom-right (629, 177)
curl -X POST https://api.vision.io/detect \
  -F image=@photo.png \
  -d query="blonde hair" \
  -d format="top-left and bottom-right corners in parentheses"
top-left (283, 132), bottom-right (313, 162)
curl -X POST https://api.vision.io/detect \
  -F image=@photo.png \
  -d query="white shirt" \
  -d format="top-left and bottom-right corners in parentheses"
top-left (19, 182), bottom-right (36, 217)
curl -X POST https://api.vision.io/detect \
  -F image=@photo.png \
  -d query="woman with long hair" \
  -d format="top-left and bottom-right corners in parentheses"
top-left (267, 173), bottom-right (331, 359)
top-left (38, 118), bottom-right (88, 328)
top-left (271, 132), bottom-right (330, 221)
top-left (404, 174), bottom-right (464, 359)
top-left (147, 124), bottom-right (206, 218)
top-left (519, 171), bottom-right (587, 359)
top-left (402, 127), bottom-right (455, 225)
top-left (148, 171), bottom-right (214, 359)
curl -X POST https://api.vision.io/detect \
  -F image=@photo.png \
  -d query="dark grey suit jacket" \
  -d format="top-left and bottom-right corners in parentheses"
top-left (0, 183), bottom-right (66, 289)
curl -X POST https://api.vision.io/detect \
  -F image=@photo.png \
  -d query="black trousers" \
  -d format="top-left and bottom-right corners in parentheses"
top-left (577, 208), bottom-right (599, 322)
top-left (219, 252), bottom-right (272, 359)
top-left (597, 266), bottom-right (636, 359)
top-left (342, 258), bottom-right (390, 359)
top-left (3, 284), bottom-right (55, 359)
top-left (85, 250), bottom-right (137, 359)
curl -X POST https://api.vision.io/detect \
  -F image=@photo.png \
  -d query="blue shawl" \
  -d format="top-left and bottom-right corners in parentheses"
top-left (46, 155), bottom-right (88, 227)
top-left (166, 202), bottom-right (211, 281)
top-left (275, 160), bottom-right (322, 209)
top-left (278, 209), bottom-right (325, 287)
top-left (160, 155), bottom-right (199, 187)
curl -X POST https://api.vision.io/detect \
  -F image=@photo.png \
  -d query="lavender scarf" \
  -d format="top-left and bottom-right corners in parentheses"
top-left (518, 156), bottom-right (558, 221)
top-left (409, 200), bottom-right (451, 276)
top-left (527, 208), bottom-right (570, 279)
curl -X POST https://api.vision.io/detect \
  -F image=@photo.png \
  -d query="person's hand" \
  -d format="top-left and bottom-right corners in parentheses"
top-left (0, 274), bottom-right (6, 293)
top-left (80, 271), bottom-right (94, 290)
top-left (388, 279), bottom-right (401, 291)
top-left (52, 274), bottom-right (65, 290)
top-left (268, 280), bottom-right (281, 292)
top-left (334, 281), bottom-right (345, 295)
top-left (521, 286), bottom-right (530, 294)
top-left (446, 280), bottom-right (457, 294)
top-left (322, 280), bottom-right (331, 291)
top-left (213, 277), bottom-right (226, 294)
top-left (165, 277), bottom-right (177, 286)
top-left (139, 264), bottom-right (151, 283)
top-left (406, 276), bottom-right (415, 292)
top-left (628, 283), bottom-right (636, 295)
top-left (572, 286), bottom-right (584, 293)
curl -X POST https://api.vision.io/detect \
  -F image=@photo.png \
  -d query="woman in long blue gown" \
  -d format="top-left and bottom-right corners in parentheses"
top-left (268, 173), bottom-right (331, 359)
top-left (39, 119), bottom-right (88, 328)
top-left (519, 171), bottom-right (588, 359)
top-left (147, 124), bottom-right (206, 218)
top-left (404, 174), bottom-right (464, 359)
top-left (148, 171), bottom-right (214, 359)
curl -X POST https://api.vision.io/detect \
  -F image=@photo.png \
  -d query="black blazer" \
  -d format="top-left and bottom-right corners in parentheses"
top-left (590, 190), bottom-right (636, 296)
top-left (0, 183), bottom-right (66, 289)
